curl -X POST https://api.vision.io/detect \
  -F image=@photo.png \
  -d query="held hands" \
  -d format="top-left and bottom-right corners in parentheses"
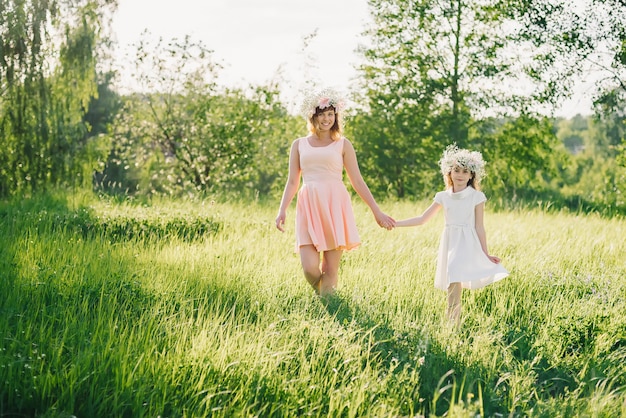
top-left (278, 209), bottom-right (396, 231)
top-left (375, 211), bottom-right (396, 230)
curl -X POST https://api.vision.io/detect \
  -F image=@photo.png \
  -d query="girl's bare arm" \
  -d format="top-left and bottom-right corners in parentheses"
top-left (395, 202), bottom-right (441, 227)
top-left (475, 202), bottom-right (501, 263)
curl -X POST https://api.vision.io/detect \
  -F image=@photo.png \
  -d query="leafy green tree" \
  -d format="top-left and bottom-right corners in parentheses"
top-left (85, 71), bottom-right (122, 137)
top-left (555, 115), bottom-right (587, 154)
top-left (346, 103), bottom-right (446, 199)
top-left (85, 71), bottom-right (122, 191)
top-left (588, 89), bottom-right (626, 211)
top-left (593, 88), bottom-right (626, 156)
top-left (515, 0), bottom-right (625, 128)
top-left (101, 35), bottom-right (300, 198)
top-left (0, 0), bottom-right (117, 196)
top-left (548, 112), bottom-right (625, 214)
top-left (354, 0), bottom-right (565, 199)
top-left (473, 114), bottom-right (562, 201)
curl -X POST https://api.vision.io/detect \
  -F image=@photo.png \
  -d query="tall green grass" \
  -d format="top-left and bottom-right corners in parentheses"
top-left (1, 191), bottom-right (625, 417)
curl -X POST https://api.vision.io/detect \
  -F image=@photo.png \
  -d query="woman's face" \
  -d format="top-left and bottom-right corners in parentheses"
top-left (315, 109), bottom-right (336, 132)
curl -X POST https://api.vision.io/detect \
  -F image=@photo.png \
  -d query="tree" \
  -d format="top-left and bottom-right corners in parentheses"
top-left (474, 113), bottom-right (562, 201)
top-left (555, 115), bottom-right (587, 154)
top-left (512, 0), bottom-right (626, 133)
top-left (354, 0), bottom-right (563, 198)
top-left (0, 0), bottom-right (117, 196)
top-left (101, 35), bottom-right (301, 198)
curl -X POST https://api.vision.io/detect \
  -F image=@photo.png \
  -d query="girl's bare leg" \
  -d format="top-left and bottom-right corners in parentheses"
top-left (319, 249), bottom-right (342, 296)
top-left (447, 282), bottom-right (462, 325)
top-left (299, 245), bottom-right (323, 293)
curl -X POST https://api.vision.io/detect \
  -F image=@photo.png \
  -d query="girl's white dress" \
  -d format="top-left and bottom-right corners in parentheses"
top-left (433, 186), bottom-right (509, 290)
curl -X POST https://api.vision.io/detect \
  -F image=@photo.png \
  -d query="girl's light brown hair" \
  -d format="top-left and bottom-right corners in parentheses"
top-left (444, 167), bottom-right (481, 191)
top-left (439, 144), bottom-right (486, 190)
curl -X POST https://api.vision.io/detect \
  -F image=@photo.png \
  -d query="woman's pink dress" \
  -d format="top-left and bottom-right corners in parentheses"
top-left (295, 136), bottom-right (360, 252)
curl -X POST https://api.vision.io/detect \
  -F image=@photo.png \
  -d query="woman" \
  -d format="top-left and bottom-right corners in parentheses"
top-left (275, 88), bottom-right (395, 296)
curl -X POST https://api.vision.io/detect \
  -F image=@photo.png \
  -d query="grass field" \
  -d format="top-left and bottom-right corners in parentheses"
top-left (1, 191), bottom-right (625, 417)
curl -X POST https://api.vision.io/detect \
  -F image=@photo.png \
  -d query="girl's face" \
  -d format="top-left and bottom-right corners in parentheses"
top-left (315, 109), bottom-right (336, 132)
top-left (450, 165), bottom-right (473, 190)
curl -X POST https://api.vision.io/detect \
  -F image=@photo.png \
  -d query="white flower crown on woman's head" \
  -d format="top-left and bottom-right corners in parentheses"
top-left (299, 88), bottom-right (347, 119)
top-left (439, 144), bottom-right (486, 181)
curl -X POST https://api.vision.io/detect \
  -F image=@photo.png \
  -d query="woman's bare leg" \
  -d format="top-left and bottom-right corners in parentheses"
top-left (319, 249), bottom-right (342, 296)
top-left (299, 245), bottom-right (323, 293)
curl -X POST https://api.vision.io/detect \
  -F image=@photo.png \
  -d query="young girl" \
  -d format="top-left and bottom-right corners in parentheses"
top-left (395, 145), bottom-right (509, 324)
top-left (275, 88), bottom-right (395, 296)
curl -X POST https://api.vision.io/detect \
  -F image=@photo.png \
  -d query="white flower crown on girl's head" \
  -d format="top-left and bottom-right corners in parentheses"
top-left (439, 144), bottom-right (486, 182)
top-left (299, 88), bottom-right (347, 119)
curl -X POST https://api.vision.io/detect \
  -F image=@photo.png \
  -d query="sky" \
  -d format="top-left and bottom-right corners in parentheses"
top-left (111, 0), bottom-right (592, 117)
top-left (111, 0), bottom-right (372, 110)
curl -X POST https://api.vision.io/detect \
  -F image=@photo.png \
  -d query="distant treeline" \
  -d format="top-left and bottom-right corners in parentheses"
top-left (1, 0), bottom-right (624, 216)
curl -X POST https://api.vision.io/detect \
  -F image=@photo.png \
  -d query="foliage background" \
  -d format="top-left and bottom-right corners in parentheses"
top-left (1, 0), bottom-right (625, 215)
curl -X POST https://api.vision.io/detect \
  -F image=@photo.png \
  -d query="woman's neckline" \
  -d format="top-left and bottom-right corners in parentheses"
top-left (306, 135), bottom-right (337, 148)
